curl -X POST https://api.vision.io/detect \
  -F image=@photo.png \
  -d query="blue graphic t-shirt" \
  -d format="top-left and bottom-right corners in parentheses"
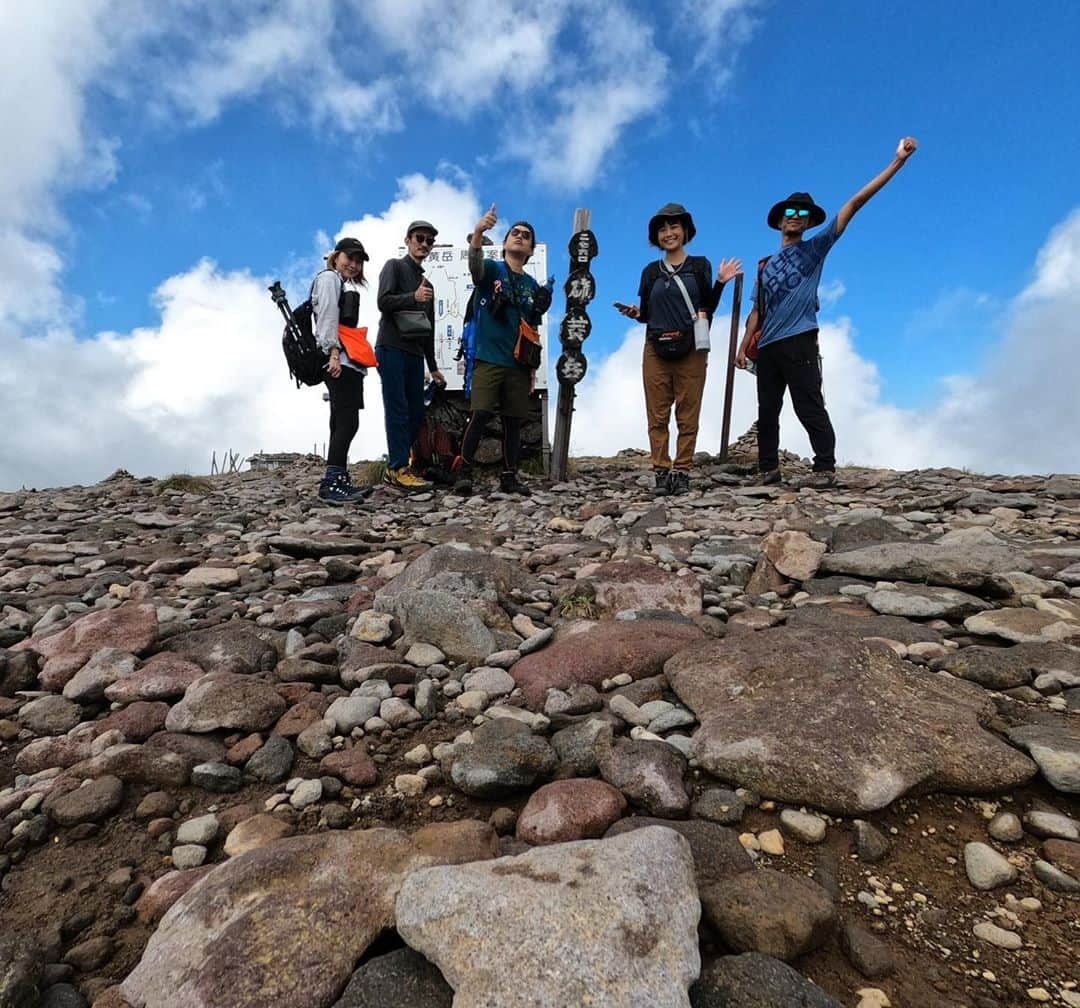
top-left (752, 217), bottom-right (840, 348)
top-left (474, 260), bottom-right (543, 368)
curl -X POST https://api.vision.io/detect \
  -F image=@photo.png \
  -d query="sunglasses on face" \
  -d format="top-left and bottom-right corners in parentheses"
top-left (508, 227), bottom-right (533, 240)
top-left (783, 208), bottom-right (811, 218)
top-left (411, 233), bottom-right (436, 246)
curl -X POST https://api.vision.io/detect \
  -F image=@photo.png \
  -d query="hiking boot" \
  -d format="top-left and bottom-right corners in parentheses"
top-left (668, 470), bottom-right (691, 496)
top-left (450, 456), bottom-right (474, 496)
top-left (499, 470), bottom-right (532, 497)
top-left (653, 469), bottom-right (671, 497)
top-left (759, 469), bottom-right (782, 486)
top-left (318, 471), bottom-right (371, 505)
top-left (795, 470), bottom-right (837, 490)
top-left (383, 466), bottom-right (432, 492)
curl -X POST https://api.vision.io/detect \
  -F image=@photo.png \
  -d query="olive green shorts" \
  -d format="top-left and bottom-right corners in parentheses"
top-left (469, 360), bottom-right (533, 418)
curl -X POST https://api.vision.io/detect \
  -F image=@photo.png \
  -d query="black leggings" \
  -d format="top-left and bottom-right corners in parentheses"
top-left (325, 368), bottom-right (364, 468)
top-left (460, 410), bottom-right (521, 471)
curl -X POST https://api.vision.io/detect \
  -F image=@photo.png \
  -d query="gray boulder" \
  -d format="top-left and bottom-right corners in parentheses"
top-left (396, 826), bottom-right (700, 1008)
top-left (668, 628), bottom-right (1036, 814)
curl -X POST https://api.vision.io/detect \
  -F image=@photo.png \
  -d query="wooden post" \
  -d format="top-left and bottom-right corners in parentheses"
top-left (549, 208), bottom-right (593, 483)
top-left (718, 273), bottom-right (744, 462)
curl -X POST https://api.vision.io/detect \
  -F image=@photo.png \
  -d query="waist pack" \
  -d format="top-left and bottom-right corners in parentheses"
top-left (647, 327), bottom-right (695, 361)
top-left (514, 318), bottom-right (542, 369)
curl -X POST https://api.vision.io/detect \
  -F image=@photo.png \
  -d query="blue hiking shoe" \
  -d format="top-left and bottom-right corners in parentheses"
top-left (318, 471), bottom-right (371, 504)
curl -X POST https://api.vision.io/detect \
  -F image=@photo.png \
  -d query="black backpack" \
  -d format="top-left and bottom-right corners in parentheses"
top-left (269, 271), bottom-right (339, 388)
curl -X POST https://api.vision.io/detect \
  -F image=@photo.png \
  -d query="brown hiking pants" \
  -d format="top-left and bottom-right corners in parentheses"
top-left (642, 342), bottom-right (708, 470)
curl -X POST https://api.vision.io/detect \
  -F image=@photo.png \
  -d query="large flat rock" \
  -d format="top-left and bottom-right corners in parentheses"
top-left (511, 619), bottom-right (704, 710)
top-left (14, 603), bottom-right (158, 662)
top-left (396, 826), bottom-right (700, 1008)
top-left (121, 829), bottom-right (464, 1008)
top-left (818, 540), bottom-right (1032, 594)
top-left (667, 628), bottom-right (1037, 814)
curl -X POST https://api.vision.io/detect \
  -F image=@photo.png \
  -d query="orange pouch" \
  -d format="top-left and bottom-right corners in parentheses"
top-left (337, 325), bottom-right (377, 368)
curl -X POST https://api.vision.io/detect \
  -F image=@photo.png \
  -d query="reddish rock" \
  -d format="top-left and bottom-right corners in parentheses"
top-left (67, 743), bottom-right (194, 788)
top-left (320, 748), bottom-right (378, 787)
top-left (145, 731), bottom-right (227, 764)
top-left (16, 603), bottom-right (158, 662)
top-left (223, 814), bottom-right (295, 856)
top-left (14, 733), bottom-right (95, 776)
top-left (135, 790), bottom-right (177, 819)
top-left (590, 559), bottom-right (703, 617)
top-left (39, 653), bottom-right (90, 692)
top-left (511, 620), bottom-right (704, 710)
top-left (97, 701), bottom-right (170, 742)
top-left (275, 696), bottom-right (331, 739)
top-left (147, 818), bottom-right (175, 839)
top-left (276, 681), bottom-right (317, 705)
top-left (165, 624), bottom-right (277, 674)
top-left (226, 733), bottom-right (265, 766)
top-left (104, 652), bottom-right (204, 703)
top-left (43, 775), bottom-right (124, 826)
top-left (135, 866), bottom-right (215, 924)
top-left (165, 672), bottom-right (286, 733)
top-left (1044, 838), bottom-right (1080, 875)
top-left (411, 820), bottom-right (501, 864)
top-left (121, 829), bottom-right (464, 1008)
top-left (516, 779), bottom-right (627, 845)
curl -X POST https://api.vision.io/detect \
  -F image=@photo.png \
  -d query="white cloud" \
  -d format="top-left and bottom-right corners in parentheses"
top-left (570, 210), bottom-right (1080, 476)
top-left (0, 174), bottom-right (483, 490)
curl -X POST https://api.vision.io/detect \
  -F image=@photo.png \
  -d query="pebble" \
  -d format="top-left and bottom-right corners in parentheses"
top-left (289, 779), bottom-right (323, 809)
top-left (175, 814), bottom-right (219, 846)
top-left (963, 842), bottom-right (1017, 890)
top-left (779, 808), bottom-right (827, 843)
top-left (394, 774), bottom-right (427, 796)
top-left (988, 811), bottom-right (1024, 842)
top-left (758, 829), bottom-right (785, 855)
top-left (171, 844), bottom-right (207, 869)
top-left (972, 920), bottom-right (1023, 949)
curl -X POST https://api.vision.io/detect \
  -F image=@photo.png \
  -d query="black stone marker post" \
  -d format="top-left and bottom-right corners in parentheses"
top-left (550, 209), bottom-right (598, 483)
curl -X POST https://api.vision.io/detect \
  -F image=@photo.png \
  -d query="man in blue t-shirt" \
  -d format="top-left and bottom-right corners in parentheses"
top-left (451, 203), bottom-right (552, 497)
top-left (736, 137), bottom-right (919, 487)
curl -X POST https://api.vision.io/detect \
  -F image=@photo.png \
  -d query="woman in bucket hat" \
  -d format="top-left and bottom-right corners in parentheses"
top-left (617, 203), bottom-right (741, 496)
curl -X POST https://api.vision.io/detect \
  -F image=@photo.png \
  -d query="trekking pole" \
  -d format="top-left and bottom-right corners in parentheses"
top-left (268, 281), bottom-right (304, 344)
top-left (718, 273), bottom-right (743, 462)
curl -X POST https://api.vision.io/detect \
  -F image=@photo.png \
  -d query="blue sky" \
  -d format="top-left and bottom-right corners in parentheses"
top-left (3, 0), bottom-right (1079, 489)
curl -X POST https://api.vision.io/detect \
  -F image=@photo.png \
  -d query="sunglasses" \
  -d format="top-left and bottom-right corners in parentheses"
top-left (411, 233), bottom-right (436, 246)
top-left (508, 227), bottom-right (533, 240)
top-left (783, 208), bottom-right (811, 218)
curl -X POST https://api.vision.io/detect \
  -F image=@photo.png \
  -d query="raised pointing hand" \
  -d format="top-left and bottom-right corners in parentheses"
top-left (476, 203), bottom-right (498, 234)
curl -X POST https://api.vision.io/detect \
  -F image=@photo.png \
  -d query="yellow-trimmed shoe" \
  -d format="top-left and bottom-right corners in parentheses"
top-left (383, 466), bottom-right (433, 492)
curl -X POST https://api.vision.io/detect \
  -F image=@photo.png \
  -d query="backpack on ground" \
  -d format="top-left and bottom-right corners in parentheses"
top-left (410, 381), bottom-right (458, 485)
top-left (269, 272), bottom-right (337, 388)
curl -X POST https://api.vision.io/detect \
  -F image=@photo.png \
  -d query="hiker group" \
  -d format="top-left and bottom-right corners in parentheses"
top-left (285, 137), bottom-right (917, 503)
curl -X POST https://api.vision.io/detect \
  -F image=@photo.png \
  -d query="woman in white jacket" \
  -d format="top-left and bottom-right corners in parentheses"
top-left (314, 237), bottom-right (373, 503)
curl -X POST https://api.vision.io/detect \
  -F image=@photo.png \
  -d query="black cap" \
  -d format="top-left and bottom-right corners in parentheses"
top-left (407, 220), bottom-right (438, 238)
top-left (333, 237), bottom-right (369, 260)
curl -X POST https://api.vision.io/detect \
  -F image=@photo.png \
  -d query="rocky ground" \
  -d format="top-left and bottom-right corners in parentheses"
top-left (0, 449), bottom-right (1078, 1008)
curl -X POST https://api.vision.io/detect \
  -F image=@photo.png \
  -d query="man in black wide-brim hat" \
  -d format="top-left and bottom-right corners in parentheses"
top-left (736, 137), bottom-right (919, 488)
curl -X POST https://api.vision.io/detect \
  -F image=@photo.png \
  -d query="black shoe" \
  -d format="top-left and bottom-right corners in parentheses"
top-left (760, 469), bottom-right (782, 486)
top-left (451, 456), bottom-right (474, 496)
top-left (318, 472), bottom-right (371, 504)
top-left (795, 471), bottom-right (837, 490)
top-left (499, 470), bottom-right (532, 497)
top-left (669, 470), bottom-right (690, 496)
top-left (653, 469), bottom-right (671, 497)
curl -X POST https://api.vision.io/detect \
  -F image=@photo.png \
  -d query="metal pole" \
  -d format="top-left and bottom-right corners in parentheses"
top-left (718, 273), bottom-right (744, 462)
top-left (549, 208), bottom-right (592, 483)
